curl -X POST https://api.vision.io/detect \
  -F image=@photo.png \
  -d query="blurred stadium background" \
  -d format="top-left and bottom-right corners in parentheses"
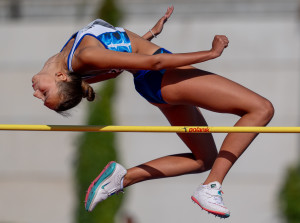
top-left (0, 0), bottom-right (299, 222)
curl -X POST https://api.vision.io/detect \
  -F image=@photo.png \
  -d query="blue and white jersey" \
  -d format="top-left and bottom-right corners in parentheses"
top-left (62, 19), bottom-right (132, 72)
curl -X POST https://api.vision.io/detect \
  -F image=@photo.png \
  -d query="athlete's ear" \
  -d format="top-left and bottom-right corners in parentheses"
top-left (55, 72), bottom-right (69, 82)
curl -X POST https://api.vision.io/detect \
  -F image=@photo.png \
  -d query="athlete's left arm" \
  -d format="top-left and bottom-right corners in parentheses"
top-left (76, 35), bottom-right (228, 72)
top-left (142, 6), bottom-right (174, 41)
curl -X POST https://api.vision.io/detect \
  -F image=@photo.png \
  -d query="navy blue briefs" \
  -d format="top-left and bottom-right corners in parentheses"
top-left (133, 48), bottom-right (171, 104)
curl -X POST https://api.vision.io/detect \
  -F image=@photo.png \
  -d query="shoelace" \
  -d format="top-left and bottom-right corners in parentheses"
top-left (204, 186), bottom-right (224, 205)
top-left (212, 190), bottom-right (224, 205)
top-left (108, 172), bottom-right (125, 196)
top-left (108, 189), bottom-right (124, 196)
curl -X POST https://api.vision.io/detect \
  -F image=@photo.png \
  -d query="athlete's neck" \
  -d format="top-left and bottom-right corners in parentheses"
top-left (43, 53), bottom-right (68, 75)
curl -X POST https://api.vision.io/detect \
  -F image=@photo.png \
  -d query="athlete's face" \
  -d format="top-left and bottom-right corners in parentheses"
top-left (32, 72), bottom-right (61, 110)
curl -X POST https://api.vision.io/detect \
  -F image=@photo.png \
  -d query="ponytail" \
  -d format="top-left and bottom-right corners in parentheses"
top-left (82, 81), bottom-right (95, 102)
top-left (56, 72), bottom-right (95, 113)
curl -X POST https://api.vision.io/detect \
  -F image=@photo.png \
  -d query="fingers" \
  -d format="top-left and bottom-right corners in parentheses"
top-left (215, 35), bottom-right (229, 48)
top-left (151, 6), bottom-right (174, 36)
top-left (162, 5), bottom-right (174, 22)
top-left (165, 5), bottom-right (174, 19)
top-left (211, 35), bottom-right (229, 58)
top-left (222, 36), bottom-right (229, 47)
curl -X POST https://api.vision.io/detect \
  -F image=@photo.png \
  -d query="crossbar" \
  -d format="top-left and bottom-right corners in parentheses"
top-left (0, 125), bottom-right (300, 133)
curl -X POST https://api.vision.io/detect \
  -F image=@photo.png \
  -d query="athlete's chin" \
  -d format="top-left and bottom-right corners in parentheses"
top-left (44, 102), bottom-right (57, 111)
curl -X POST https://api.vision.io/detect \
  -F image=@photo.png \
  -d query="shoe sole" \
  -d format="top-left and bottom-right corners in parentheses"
top-left (85, 161), bottom-right (117, 211)
top-left (191, 196), bottom-right (230, 218)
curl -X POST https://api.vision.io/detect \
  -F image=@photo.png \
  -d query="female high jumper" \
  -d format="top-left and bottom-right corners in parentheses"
top-left (32, 6), bottom-right (274, 218)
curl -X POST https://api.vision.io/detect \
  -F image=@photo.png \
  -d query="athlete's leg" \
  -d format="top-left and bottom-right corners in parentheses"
top-left (160, 66), bottom-right (274, 184)
top-left (123, 104), bottom-right (217, 188)
top-left (85, 103), bottom-right (219, 212)
top-left (85, 104), bottom-right (217, 212)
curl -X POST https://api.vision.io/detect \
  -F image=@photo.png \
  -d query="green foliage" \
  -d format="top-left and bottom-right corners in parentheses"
top-left (95, 0), bottom-right (123, 26)
top-left (75, 79), bottom-right (124, 223)
top-left (279, 165), bottom-right (300, 223)
top-left (75, 0), bottom-right (124, 222)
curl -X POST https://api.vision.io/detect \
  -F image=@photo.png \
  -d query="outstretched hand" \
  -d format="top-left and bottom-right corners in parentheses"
top-left (151, 6), bottom-right (174, 36)
top-left (211, 35), bottom-right (229, 58)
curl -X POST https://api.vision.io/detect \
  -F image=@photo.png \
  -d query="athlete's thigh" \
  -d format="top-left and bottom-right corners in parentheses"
top-left (157, 104), bottom-right (217, 161)
top-left (161, 66), bottom-right (267, 115)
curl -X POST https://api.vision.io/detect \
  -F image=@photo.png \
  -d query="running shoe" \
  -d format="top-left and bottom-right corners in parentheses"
top-left (85, 161), bottom-right (127, 212)
top-left (191, 181), bottom-right (230, 218)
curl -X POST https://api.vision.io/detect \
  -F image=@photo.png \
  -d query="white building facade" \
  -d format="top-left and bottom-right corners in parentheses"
top-left (0, 0), bottom-right (299, 222)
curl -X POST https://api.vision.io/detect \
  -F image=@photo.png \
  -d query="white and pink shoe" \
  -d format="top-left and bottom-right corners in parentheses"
top-left (85, 161), bottom-right (127, 212)
top-left (191, 181), bottom-right (230, 218)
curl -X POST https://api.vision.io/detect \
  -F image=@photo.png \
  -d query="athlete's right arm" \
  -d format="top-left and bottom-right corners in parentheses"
top-left (75, 35), bottom-right (229, 72)
top-left (142, 6), bottom-right (174, 41)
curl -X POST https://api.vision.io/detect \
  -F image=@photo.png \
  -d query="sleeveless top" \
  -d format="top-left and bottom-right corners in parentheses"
top-left (61, 19), bottom-right (132, 78)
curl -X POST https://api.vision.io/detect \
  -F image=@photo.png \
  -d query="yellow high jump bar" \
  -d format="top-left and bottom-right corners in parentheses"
top-left (0, 124), bottom-right (300, 133)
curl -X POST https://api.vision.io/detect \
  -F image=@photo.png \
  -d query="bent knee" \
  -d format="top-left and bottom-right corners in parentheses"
top-left (194, 153), bottom-right (217, 173)
top-left (255, 98), bottom-right (275, 124)
top-left (240, 97), bottom-right (274, 125)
